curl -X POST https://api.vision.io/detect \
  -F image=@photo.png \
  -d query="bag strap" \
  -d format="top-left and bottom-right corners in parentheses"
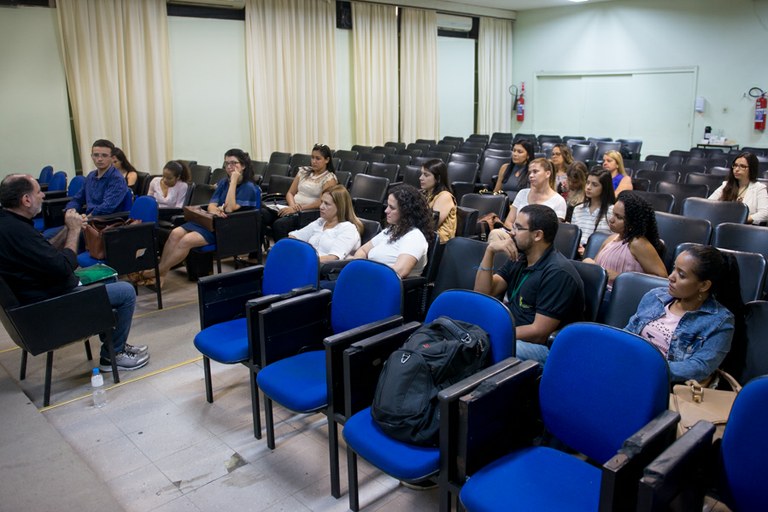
top-left (432, 316), bottom-right (474, 345)
top-left (716, 369), bottom-right (742, 393)
top-left (682, 369), bottom-right (742, 404)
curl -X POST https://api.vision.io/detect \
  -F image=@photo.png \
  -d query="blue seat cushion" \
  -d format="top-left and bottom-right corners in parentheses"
top-left (196, 244), bottom-right (217, 253)
top-left (257, 350), bottom-right (327, 413)
top-left (193, 318), bottom-right (248, 364)
top-left (460, 446), bottom-right (601, 512)
top-left (33, 217), bottom-right (44, 231)
top-left (77, 251), bottom-right (103, 268)
top-left (343, 407), bottom-right (439, 481)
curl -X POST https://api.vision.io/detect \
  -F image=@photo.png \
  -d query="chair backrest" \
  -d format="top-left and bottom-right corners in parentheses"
top-left (600, 271), bottom-right (669, 327)
top-left (209, 167), bottom-right (228, 185)
top-left (655, 212), bottom-right (713, 270)
top-left (685, 171), bottom-right (724, 191)
top-left (449, 152), bottom-right (481, 164)
top-left (262, 238), bottom-right (319, 295)
top-left (269, 151), bottom-right (291, 165)
top-left (117, 189), bottom-right (134, 212)
top-left (349, 173), bottom-right (389, 203)
top-left (447, 161), bottom-right (479, 184)
top-left (478, 156), bottom-right (509, 187)
top-left (674, 242), bottom-right (766, 304)
top-left (189, 183), bottom-right (215, 205)
top-left (633, 160), bottom-right (658, 172)
top-left (351, 145), bottom-right (372, 153)
top-left (720, 376), bottom-right (768, 511)
top-left (38, 165), bottom-right (54, 184)
top-left (289, 153), bottom-right (312, 172)
top-left (48, 171), bottom-right (67, 192)
top-left (261, 163), bottom-right (290, 190)
top-left (741, 302), bottom-right (768, 384)
top-left (482, 148), bottom-right (513, 160)
top-left (129, 195), bottom-right (158, 222)
top-left (596, 140), bottom-right (622, 160)
top-left (357, 152), bottom-right (386, 164)
top-left (455, 206), bottom-right (478, 237)
top-left (681, 197), bottom-right (749, 225)
top-left (332, 260), bottom-right (402, 333)
top-left (570, 260), bottom-right (608, 322)
top-left (655, 182), bottom-right (710, 214)
top-left (425, 290), bottom-right (514, 364)
top-left (335, 170), bottom-right (351, 188)
top-left (339, 159), bottom-right (369, 179)
top-left (713, 222), bottom-right (768, 257)
top-left (190, 164), bottom-right (212, 185)
top-left (360, 218), bottom-right (382, 244)
top-left (334, 149), bottom-right (359, 163)
top-left (67, 175), bottom-right (85, 197)
top-left (553, 222), bottom-right (581, 259)
top-left (633, 190), bottom-right (675, 213)
top-left (401, 165), bottom-right (421, 188)
top-left (571, 144), bottom-right (597, 163)
top-left (541, 323), bottom-right (669, 464)
top-left (583, 231), bottom-right (611, 260)
top-left (636, 170), bottom-right (681, 188)
top-left (368, 162), bottom-right (399, 183)
top-left (460, 193), bottom-right (507, 218)
top-left (266, 174), bottom-right (293, 196)
top-left (371, 145), bottom-right (396, 155)
top-left (383, 153), bottom-right (411, 168)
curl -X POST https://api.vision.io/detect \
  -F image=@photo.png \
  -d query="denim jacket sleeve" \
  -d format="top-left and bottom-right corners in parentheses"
top-left (668, 310), bottom-right (733, 383)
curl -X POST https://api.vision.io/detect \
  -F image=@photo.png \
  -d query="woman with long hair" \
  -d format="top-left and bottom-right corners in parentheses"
top-left (289, 184), bottom-right (363, 262)
top-left (626, 245), bottom-right (744, 383)
top-left (551, 143), bottom-right (575, 196)
top-left (147, 160), bottom-right (191, 208)
top-left (353, 184), bottom-right (434, 278)
top-left (583, 190), bottom-right (666, 287)
top-left (603, 149), bottom-right (633, 195)
top-left (492, 139), bottom-right (535, 198)
top-left (156, 148), bottom-right (260, 287)
top-left (708, 152), bottom-right (768, 224)
top-left (563, 161), bottom-right (588, 219)
top-left (112, 147), bottom-right (139, 195)
top-left (570, 168), bottom-right (615, 255)
top-left (419, 159), bottom-right (456, 243)
top-left (265, 143), bottom-right (338, 241)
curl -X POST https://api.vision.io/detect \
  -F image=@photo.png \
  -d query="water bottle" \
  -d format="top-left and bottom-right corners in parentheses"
top-left (91, 368), bottom-right (106, 408)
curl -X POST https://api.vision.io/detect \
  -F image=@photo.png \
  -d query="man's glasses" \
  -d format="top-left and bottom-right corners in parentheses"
top-left (91, 153), bottom-right (110, 159)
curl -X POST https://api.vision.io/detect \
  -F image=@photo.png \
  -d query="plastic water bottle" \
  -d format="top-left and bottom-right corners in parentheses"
top-left (91, 368), bottom-right (106, 408)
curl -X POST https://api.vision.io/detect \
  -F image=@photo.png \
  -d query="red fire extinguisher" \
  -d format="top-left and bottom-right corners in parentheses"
top-left (516, 82), bottom-right (525, 122)
top-left (755, 95), bottom-right (766, 131)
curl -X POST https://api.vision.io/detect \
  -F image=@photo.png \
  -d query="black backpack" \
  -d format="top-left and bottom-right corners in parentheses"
top-left (371, 316), bottom-right (491, 446)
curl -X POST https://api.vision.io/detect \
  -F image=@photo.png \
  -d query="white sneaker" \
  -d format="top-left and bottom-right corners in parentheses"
top-left (100, 351), bottom-right (149, 371)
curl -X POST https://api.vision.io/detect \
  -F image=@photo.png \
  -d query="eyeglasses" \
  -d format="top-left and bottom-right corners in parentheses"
top-left (224, 160), bottom-right (241, 167)
top-left (732, 163), bottom-right (749, 169)
top-left (91, 153), bottom-right (110, 159)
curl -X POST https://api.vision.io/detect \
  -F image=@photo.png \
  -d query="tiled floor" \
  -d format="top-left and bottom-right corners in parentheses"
top-left (0, 265), bottom-right (440, 512)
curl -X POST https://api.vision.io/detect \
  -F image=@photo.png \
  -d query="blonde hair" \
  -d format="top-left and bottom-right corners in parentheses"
top-left (603, 150), bottom-right (627, 177)
top-left (529, 157), bottom-right (556, 189)
top-left (324, 185), bottom-right (364, 235)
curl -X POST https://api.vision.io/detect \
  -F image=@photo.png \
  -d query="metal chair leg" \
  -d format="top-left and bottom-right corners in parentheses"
top-left (203, 356), bottom-right (213, 403)
top-left (249, 369), bottom-right (262, 439)
top-left (264, 396), bottom-right (275, 449)
top-left (84, 339), bottom-right (93, 361)
top-left (43, 351), bottom-right (53, 407)
top-left (19, 350), bottom-right (27, 380)
top-left (328, 417), bottom-right (341, 498)
top-left (348, 448), bottom-right (360, 511)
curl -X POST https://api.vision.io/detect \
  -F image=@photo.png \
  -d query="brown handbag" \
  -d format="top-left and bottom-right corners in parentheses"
top-left (183, 206), bottom-right (216, 232)
top-left (83, 218), bottom-right (140, 260)
top-left (669, 369), bottom-right (741, 440)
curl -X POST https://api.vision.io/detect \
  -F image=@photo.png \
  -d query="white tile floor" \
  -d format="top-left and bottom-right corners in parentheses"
top-left (0, 265), bottom-right (440, 512)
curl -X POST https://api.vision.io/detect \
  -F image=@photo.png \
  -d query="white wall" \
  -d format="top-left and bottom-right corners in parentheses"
top-left (512, 0), bottom-right (768, 154)
top-left (0, 6), bottom-right (75, 180)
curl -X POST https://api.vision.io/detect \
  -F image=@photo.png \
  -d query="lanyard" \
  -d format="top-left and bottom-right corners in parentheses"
top-left (510, 271), bottom-right (530, 301)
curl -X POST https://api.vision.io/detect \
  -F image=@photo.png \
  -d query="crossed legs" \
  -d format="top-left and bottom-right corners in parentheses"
top-left (157, 226), bottom-right (208, 284)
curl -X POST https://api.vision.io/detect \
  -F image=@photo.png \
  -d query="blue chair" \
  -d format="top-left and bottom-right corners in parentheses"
top-left (67, 175), bottom-right (85, 197)
top-left (719, 376), bottom-right (768, 511)
top-left (255, 260), bottom-right (403, 498)
top-left (193, 238), bottom-right (319, 438)
top-left (38, 165), bottom-right (53, 185)
top-left (342, 290), bottom-right (516, 511)
top-left (459, 323), bottom-right (678, 512)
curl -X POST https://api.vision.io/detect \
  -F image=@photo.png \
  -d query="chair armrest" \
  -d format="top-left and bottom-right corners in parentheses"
top-left (197, 265), bottom-right (265, 329)
top-left (320, 259), bottom-right (352, 280)
top-left (440, 359), bottom-right (541, 483)
top-left (324, 315), bottom-right (405, 422)
top-left (5, 284), bottom-right (116, 355)
top-left (599, 409), bottom-right (681, 512)
top-left (257, 289), bottom-right (333, 366)
top-left (158, 207), bottom-right (182, 222)
top-left (636, 421), bottom-right (715, 512)
top-left (341, 322), bottom-right (422, 419)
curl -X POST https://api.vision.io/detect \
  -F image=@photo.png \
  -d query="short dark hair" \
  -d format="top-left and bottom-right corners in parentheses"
top-left (0, 174), bottom-right (35, 209)
top-left (92, 139), bottom-right (115, 151)
top-left (519, 203), bottom-right (559, 244)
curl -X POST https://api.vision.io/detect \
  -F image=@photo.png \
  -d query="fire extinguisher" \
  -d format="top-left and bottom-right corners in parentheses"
top-left (755, 94), bottom-right (766, 131)
top-left (516, 82), bottom-right (525, 122)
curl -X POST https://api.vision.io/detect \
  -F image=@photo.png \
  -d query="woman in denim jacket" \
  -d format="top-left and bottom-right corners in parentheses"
top-left (625, 245), bottom-right (744, 383)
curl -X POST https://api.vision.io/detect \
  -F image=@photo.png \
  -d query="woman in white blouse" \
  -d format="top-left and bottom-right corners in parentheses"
top-left (708, 152), bottom-right (768, 224)
top-left (147, 160), bottom-right (191, 208)
top-left (489, 158), bottom-right (567, 242)
top-left (289, 185), bottom-right (363, 262)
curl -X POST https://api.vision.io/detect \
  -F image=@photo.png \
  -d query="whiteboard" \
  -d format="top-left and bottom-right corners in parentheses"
top-left (533, 68), bottom-right (697, 156)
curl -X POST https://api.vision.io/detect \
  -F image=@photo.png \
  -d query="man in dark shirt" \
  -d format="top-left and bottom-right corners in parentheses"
top-left (65, 139), bottom-right (130, 216)
top-left (475, 204), bottom-right (584, 364)
top-left (0, 174), bottom-right (149, 370)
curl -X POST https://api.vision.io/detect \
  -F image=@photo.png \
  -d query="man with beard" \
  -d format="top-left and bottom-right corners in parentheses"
top-left (474, 203), bottom-right (584, 364)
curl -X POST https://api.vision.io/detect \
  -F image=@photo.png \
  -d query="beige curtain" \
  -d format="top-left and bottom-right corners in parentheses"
top-left (57, 0), bottom-right (172, 173)
top-left (351, 2), bottom-right (398, 146)
top-left (478, 17), bottom-right (514, 135)
top-left (245, 0), bottom-right (337, 159)
top-left (399, 8), bottom-right (439, 143)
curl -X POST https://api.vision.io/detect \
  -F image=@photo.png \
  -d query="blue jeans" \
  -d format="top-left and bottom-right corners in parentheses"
top-left (100, 281), bottom-right (136, 359)
top-left (515, 340), bottom-right (550, 365)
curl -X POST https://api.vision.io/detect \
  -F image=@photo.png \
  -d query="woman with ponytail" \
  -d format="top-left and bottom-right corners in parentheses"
top-left (625, 245), bottom-right (744, 383)
top-left (148, 160), bottom-right (191, 208)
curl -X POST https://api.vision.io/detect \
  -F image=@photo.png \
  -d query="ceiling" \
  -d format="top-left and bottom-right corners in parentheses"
top-left (454, 0), bottom-right (613, 11)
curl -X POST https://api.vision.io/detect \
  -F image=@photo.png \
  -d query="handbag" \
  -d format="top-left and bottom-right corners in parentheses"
top-left (84, 218), bottom-right (139, 260)
top-left (669, 369), bottom-right (742, 440)
top-left (183, 206), bottom-right (216, 232)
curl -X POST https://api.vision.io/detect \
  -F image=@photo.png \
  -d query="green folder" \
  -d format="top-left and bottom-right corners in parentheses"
top-left (75, 264), bottom-right (118, 285)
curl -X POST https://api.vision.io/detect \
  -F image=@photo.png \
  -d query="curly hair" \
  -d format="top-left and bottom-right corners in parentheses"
top-left (616, 191), bottom-right (664, 257)
top-left (721, 152), bottom-right (759, 202)
top-left (387, 184), bottom-right (434, 244)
